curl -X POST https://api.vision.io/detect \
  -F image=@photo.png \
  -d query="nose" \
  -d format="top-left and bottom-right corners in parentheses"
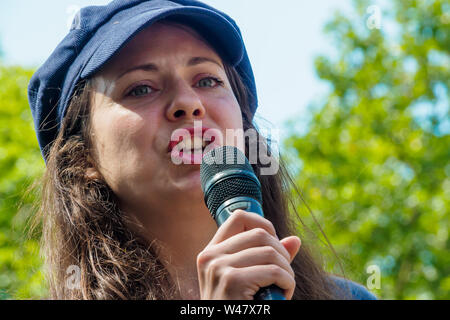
top-left (165, 80), bottom-right (206, 121)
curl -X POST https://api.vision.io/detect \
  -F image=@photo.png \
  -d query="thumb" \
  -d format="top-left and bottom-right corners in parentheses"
top-left (280, 236), bottom-right (301, 263)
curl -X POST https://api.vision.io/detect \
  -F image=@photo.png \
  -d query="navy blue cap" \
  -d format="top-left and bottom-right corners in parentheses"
top-left (28, 0), bottom-right (258, 161)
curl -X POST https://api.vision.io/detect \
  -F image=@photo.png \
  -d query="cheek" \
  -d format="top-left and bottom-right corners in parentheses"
top-left (90, 105), bottom-right (154, 177)
top-left (208, 93), bottom-right (243, 129)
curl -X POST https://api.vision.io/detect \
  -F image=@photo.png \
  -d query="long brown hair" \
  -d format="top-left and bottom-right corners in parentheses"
top-left (31, 22), bottom-right (345, 300)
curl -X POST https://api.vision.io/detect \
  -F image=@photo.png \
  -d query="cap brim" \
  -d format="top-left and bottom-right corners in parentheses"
top-left (81, 6), bottom-right (245, 79)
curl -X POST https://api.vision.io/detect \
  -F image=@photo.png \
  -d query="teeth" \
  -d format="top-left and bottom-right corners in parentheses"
top-left (176, 136), bottom-right (205, 151)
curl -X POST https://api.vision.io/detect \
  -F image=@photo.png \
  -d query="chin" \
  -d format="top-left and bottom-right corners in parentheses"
top-left (172, 170), bottom-right (202, 192)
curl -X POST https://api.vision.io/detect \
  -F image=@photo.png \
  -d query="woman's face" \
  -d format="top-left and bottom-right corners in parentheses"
top-left (88, 22), bottom-right (243, 216)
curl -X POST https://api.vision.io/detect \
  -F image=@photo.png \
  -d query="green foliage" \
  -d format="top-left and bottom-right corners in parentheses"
top-left (285, 0), bottom-right (449, 299)
top-left (0, 40), bottom-right (4, 60)
top-left (0, 64), bottom-right (47, 299)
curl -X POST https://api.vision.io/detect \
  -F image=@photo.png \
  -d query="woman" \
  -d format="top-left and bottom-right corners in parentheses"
top-left (28, 0), bottom-right (376, 300)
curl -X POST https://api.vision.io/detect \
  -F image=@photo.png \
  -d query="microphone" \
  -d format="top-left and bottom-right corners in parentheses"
top-left (200, 145), bottom-right (285, 300)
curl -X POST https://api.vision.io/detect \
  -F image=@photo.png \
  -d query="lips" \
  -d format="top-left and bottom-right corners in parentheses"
top-left (167, 127), bottom-right (217, 153)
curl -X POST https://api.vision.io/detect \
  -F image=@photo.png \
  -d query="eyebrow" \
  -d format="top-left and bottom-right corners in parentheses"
top-left (116, 56), bottom-right (223, 80)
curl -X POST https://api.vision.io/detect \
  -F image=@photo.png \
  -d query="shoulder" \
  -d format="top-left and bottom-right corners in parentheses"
top-left (329, 275), bottom-right (378, 300)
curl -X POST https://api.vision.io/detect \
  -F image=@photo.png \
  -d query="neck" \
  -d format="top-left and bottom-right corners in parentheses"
top-left (125, 196), bottom-right (217, 299)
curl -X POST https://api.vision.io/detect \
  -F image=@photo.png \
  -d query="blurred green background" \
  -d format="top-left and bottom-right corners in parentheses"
top-left (0, 0), bottom-right (448, 299)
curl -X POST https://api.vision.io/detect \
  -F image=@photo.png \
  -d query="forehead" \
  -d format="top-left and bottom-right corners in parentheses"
top-left (99, 22), bottom-right (224, 75)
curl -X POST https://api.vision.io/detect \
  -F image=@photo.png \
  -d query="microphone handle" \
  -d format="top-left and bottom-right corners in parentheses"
top-left (214, 197), bottom-right (286, 301)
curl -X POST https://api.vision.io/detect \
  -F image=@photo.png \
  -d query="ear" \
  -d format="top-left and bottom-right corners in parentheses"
top-left (85, 154), bottom-right (101, 180)
top-left (85, 166), bottom-right (101, 180)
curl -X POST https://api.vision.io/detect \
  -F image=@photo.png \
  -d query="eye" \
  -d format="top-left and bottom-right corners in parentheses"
top-left (196, 76), bottom-right (224, 88)
top-left (127, 84), bottom-right (154, 97)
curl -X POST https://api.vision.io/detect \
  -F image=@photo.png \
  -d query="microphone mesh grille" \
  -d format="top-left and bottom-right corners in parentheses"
top-left (206, 177), bottom-right (262, 217)
top-left (200, 146), bottom-right (262, 216)
top-left (200, 146), bottom-right (252, 191)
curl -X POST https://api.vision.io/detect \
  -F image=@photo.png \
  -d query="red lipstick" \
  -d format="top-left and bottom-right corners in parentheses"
top-left (167, 127), bottom-right (214, 153)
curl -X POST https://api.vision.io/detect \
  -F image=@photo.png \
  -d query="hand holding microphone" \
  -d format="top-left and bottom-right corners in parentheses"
top-left (198, 146), bottom-right (301, 300)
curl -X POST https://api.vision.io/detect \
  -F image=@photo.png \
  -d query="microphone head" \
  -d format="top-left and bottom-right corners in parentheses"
top-left (200, 146), bottom-right (262, 218)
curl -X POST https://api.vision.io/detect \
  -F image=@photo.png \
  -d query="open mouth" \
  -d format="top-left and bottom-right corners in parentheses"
top-left (167, 127), bottom-right (217, 154)
top-left (172, 136), bottom-right (213, 154)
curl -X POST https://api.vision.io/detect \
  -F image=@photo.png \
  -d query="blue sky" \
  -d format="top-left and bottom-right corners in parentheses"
top-left (0, 0), bottom-right (354, 140)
